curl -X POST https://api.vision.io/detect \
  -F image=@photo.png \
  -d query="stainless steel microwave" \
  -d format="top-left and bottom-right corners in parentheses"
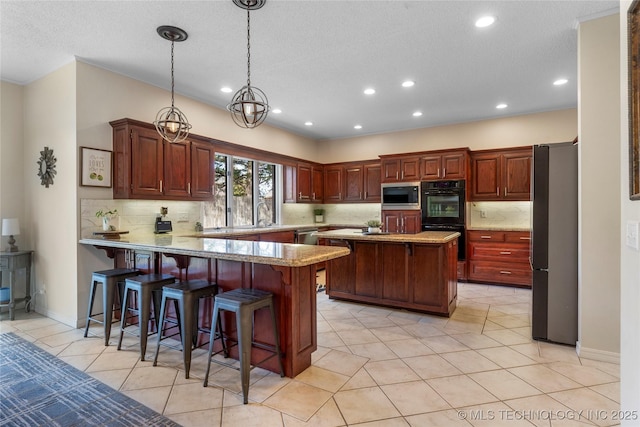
top-left (381, 182), bottom-right (421, 210)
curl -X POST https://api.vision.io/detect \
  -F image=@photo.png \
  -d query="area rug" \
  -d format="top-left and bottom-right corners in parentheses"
top-left (0, 332), bottom-right (180, 426)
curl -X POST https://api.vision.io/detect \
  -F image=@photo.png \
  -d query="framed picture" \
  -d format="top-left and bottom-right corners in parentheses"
top-left (80, 147), bottom-right (112, 187)
top-left (629, 0), bottom-right (640, 200)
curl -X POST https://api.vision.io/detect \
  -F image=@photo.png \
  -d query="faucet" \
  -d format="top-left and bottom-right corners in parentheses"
top-left (256, 200), bottom-right (272, 227)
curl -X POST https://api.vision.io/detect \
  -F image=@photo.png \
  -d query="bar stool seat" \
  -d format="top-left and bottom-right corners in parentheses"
top-left (203, 288), bottom-right (284, 404)
top-left (84, 268), bottom-right (140, 346)
top-left (117, 273), bottom-right (176, 360)
top-left (152, 280), bottom-right (222, 379)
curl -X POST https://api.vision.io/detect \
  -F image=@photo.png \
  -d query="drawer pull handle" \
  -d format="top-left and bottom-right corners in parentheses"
top-left (499, 271), bottom-right (512, 275)
top-left (480, 235), bottom-right (492, 239)
top-left (519, 237), bottom-right (531, 240)
top-left (500, 251), bottom-right (512, 255)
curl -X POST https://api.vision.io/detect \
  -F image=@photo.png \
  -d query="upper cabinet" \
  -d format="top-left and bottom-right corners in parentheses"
top-left (420, 149), bottom-right (468, 181)
top-left (470, 147), bottom-right (532, 201)
top-left (381, 156), bottom-right (420, 182)
top-left (111, 118), bottom-right (214, 200)
top-left (322, 160), bottom-right (381, 203)
top-left (283, 162), bottom-right (324, 203)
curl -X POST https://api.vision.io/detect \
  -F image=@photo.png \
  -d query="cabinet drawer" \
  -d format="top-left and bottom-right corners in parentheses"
top-left (468, 261), bottom-right (532, 286)
top-left (467, 230), bottom-right (505, 242)
top-left (504, 231), bottom-right (531, 243)
top-left (468, 242), bottom-right (530, 261)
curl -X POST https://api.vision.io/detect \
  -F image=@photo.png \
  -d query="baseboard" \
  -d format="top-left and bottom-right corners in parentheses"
top-left (34, 306), bottom-right (79, 329)
top-left (576, 341), bottom-right (620, 364)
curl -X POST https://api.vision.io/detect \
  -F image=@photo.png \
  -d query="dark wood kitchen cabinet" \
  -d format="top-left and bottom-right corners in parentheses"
top-left (322, 160), bottom-right (381, 203)
top-left (380, 155), bottom-right (420, 183)
top-left (363, 162), bottom-right (382, 202)
top-left (323, 165), bottom-right (344, 202)
top-left (470, 147), bottom-right (532, 201)
top-left (420, 149), bottom-right (468, 181)
top-left (111, 118), bottom-right (214, 200)
top-left (289, 162), bottom-right (323, 203)
top-left (382, 210), bottom-right (421, 234)
top-left (467, 230), bottom-right (532, 287)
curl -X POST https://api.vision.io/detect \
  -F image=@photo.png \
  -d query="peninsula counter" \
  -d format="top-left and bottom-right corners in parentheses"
top-left (315, 229), bottom-right (460, 316)
top-left (79, 234), bottom-right (350, 377)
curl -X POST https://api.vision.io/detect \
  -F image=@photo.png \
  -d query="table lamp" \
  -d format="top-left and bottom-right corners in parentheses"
top-left (2, 218), bottom-right (20, 252)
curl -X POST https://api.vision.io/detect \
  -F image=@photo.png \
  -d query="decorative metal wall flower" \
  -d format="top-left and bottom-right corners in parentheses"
top-left (37, 146), bottom-right (56, 188)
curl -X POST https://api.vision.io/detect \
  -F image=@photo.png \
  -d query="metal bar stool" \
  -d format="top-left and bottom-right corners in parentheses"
top-left (152, 280), bottom-right (223, 379)
top-left (84, 268), bottom-right (140, 345)
top-left (203, 288), bottom-right (284, 404)
top-left (117, 273), bottom-right (176, 360)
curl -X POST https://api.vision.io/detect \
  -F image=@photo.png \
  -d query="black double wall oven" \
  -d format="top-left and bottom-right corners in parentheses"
top-left (421, 180), bottom-right (466, 260)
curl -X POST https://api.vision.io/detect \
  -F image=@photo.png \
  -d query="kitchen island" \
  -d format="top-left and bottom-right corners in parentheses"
top-left (79, 234), bottom-right (350, 377)
top-left (315, 229), bottom-right (460, 316)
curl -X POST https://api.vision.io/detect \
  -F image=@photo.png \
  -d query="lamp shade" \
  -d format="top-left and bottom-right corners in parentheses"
top-left (2, 218), bottom-right (20, 236)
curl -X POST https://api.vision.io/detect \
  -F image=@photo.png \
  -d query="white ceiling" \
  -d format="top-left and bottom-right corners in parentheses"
top-left (0, 0), bottom-right (618, 141)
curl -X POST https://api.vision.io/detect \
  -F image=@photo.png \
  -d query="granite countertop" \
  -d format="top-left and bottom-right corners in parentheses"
top-left (79, 233), bottom-right (350, 267)
top-left (182, 223), bottom-right (350, 238)
top-left (315, 229), bottom-right (460, 243)
top-left (466, 226), bottom-right (531, 232)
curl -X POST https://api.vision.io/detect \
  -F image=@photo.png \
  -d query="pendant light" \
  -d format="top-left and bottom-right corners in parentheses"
top-left (154, 25), bottom-right (192, 143)
top-left (228, 0), bottom-right (270, 129)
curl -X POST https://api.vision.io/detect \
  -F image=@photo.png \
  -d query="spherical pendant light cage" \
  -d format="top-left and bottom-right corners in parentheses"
top-left (228, 0), bottom-right (270, 129)
top-left (154, 25), bottom-right (192, 143)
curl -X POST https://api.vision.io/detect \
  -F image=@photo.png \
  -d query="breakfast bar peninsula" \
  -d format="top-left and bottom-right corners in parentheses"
top-left (316, 229), bottom-right (460, 316)
top-left (79, 234), bottom-right (349, 377)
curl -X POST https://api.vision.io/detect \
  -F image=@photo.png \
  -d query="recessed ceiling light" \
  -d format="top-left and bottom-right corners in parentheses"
top-left (354, 125), bottom-right (362, 130)
top-left (402, 80), bottom-right (415, 88)
top-left (304, 121), bottom-right (313, 126)
top-left (553, 78), bottom-right (568, 86)
top-left (412, 111), bottom-right (423, 117)
top-left (364, 88), bottom-right (376, 95)
top-left (221, 87), bottom-right (232, 93)
top-left (272, 108), bottom-right (282, 114)
top-left (496, 103), bottom-right (508, 109)
top-left (475, 16), bottom-right (496, 28)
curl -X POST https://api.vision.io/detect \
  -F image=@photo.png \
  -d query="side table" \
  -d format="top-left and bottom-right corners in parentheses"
top-left (0, 250), bottom-right (33, 320)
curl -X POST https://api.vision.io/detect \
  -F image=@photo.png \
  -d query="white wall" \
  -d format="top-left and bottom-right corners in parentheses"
top-left (22, 62), bottom-right (78, 324)
top-left (318, 109), bottom-right (578, 163)
top-left (577, 15), bottom-right (621, 362)
top-left (619, 1), bottom-right (640, 420)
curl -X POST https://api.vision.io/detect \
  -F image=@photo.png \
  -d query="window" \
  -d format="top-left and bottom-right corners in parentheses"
top-left (203, 154), bottom-right (279, 228)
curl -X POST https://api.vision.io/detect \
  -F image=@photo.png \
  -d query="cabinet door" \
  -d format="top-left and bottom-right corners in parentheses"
top-left (164, 140), bottom-right (191, 198)
top-left (381, 243), bottom-right (410, 302)
top-left (131, 127), bottom-right (164, 197)
top-left (411, 244), bottom-right (446, 310)
top-left (420, 155), bottom-right (442, 180)
top-left (470, 153), bottom-right (501, 200)
top-left (344, 165), bottom-right (364, 201)
top-left (382, 159), bottom-right (401, 182)
top-left (297, 163), bottom-right (312, 202)
top-left (401, 157), bottom-right (420, 181)
top-left (324, 166), bottom-right (343, 202)
top-left (363, 163), bottom-right (381, 202)
top-left (401, 211), bottom-right (422, 234)
top-left (191, 140), bottom-right (215, 200)
top-left (326, 240), bottom-right (354, 295)
top-left (283, 164), bottom-right (297, 203)
top-left (441, 152), bottom-right (466, 180)
top-left (503, 150), bottom-right (532, 200)
top-left (354, 241), bottom-right (380, 297)
top-left (382, 211), bottom-right (401, 233)
top-left (312, 166), bottom-right (324, 202)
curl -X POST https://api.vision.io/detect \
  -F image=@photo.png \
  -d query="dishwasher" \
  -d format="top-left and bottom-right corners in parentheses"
top-left (294, 228), bottom-right (324, 292)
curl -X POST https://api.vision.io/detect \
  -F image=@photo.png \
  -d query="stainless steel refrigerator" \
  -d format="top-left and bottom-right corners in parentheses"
top-left (531, 142), bottom-right (578, 345)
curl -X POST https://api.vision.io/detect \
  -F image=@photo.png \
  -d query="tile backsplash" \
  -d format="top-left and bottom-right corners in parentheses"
top-left (467, 201), bottom-right (531, 230)
top-left (281, 203), bottom-right (382, 227)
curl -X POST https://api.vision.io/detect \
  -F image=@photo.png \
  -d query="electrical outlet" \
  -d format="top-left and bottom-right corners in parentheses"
top-left (480, 210), bottom-right (487, 218)
top-left (177, 212), bottom-right (189, 222)
top-left (626, 220), bottom-right (639, 251)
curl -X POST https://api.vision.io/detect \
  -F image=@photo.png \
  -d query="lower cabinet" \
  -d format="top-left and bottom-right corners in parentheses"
top-left (381, 210), bottom-right (421, 234)
top-left (323, 238), bottom-right (457, 316)
top-left (467, 230), bottom-right (532, 287)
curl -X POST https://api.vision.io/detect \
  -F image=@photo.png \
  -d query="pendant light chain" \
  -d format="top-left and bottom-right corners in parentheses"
top-left (246, 3), bottom-right (251, 87)
top-left (170, 38), bottom-right (176, 108)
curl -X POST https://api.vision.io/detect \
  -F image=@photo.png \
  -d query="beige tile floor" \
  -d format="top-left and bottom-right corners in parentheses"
top-left (0, 278), bottom-right (621, 427)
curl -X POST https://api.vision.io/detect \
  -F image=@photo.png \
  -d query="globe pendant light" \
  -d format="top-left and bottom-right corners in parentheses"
top-left (228, 0), bottom-right (270, 129)
top-left (154, 25), bottom-right (192, 143)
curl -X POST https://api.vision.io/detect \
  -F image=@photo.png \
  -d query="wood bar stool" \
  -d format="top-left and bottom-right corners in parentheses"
top-left (152, 280), bottom-right (222, 379)
top-left (203, 288), bottom-right (284, 404)
top-left (84, 268), bottom-right (140, 345)
top-left (117, 273), bottom-right (176, 360)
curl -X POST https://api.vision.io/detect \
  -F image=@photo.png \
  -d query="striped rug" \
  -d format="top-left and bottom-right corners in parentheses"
top-left (0, 332), bottom-right (180, 426)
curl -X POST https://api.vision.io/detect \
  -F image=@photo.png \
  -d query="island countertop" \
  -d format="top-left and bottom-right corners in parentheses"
top-left (79, 233), bottom-right (349, 267)
top-left (315, 229), bottom-right (460, 243)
